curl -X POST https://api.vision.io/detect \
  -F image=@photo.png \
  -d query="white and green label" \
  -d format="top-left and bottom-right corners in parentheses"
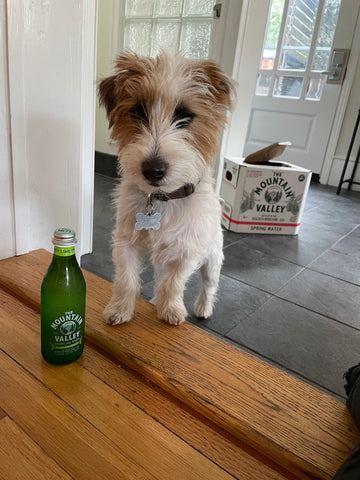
top-left (50, 310), bottom-right (83, 353)
top-left (54, 246), bottom-right (75, 257)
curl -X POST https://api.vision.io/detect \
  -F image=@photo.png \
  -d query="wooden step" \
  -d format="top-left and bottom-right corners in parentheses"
top-left (0, 288), bottom-right (242, 480)
top-left (0, 285), bottom-right (294, 480)
top-left (0, 249), bottom-right (358, 479)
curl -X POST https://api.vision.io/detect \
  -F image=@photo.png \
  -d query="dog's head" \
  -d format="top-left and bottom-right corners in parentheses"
top-left (99, 51), bottom-right (235, 193)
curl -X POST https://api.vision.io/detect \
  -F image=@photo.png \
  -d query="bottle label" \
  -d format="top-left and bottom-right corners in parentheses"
top-left (49, 310), bottom-right (84, 355)
top-left (54, 246), bottom-right (75, 257)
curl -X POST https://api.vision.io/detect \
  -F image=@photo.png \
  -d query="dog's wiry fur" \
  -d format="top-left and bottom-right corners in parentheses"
top-left (99, 51), bottom-right (234, 326)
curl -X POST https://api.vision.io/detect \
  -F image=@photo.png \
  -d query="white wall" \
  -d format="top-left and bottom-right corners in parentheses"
top-left (4, 0), bottom-right (96, 258)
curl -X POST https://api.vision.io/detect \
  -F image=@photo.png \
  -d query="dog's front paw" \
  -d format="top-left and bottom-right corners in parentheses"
top-left (103, 302), bottom-right (133, 326)
top-left (157, 303), bottom-right (187, 326)
top-left (194, 296), bottom-right (213, 319)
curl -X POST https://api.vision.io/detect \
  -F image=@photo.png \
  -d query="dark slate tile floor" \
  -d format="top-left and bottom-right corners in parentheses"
top-left (82, 174), bottom-right (360, 400)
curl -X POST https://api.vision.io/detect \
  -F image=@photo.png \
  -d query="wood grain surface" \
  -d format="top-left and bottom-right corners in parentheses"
top-left (0, 249), bottom-right (358, 479)
top-left (0, 287), bottom-right (293, 480)
top-left (0, 417), bottom-right (72, 480)
top-left (0, 289), bottom-right (235, 480)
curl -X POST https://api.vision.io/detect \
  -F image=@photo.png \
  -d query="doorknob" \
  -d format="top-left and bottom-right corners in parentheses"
top-left (321, 48), bottom-right (350, 84)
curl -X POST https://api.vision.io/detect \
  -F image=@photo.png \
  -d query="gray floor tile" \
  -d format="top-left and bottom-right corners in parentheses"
top-left (301, 206), bottom-right (358, 235)
top-left (82, 226), bottom-right (113, 281)
top-left (222, 243), bottom-right (302, 293)
top-left (222, 228), bottom-right (248, 247)
top-left (277, 269), bottom-right (360, 328)
top-left (297, 222), bottom-right (346, 249)
top-left (142, 272), bottom-right (271, 335)
top-left (331, 226), bottom-right (360, 260)
top-left (307, 183), bottom-right (360, 207)
top-left (236, 226), bottom-right (336, 267)
top-left (309, 249), bottom-right (360, 286)
top-left (140, 259), bottom-right (155, 286)
top-left (93, 175), bottom-right (117, 232)
top-left (226, 297), bottom-right (360, 397)
top-left (82, 250), bottom-right (113, 281)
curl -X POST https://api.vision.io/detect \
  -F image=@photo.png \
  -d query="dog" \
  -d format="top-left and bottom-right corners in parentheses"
top-left (98, 51), bottom-right (234, 326)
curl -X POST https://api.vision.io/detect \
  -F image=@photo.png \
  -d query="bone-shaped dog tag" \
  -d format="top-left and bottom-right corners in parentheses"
top-left (135, 212), bottom-right (162, 231)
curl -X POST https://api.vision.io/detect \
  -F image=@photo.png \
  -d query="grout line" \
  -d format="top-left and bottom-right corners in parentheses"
top-left (306, 265), bottom-right (360, 288)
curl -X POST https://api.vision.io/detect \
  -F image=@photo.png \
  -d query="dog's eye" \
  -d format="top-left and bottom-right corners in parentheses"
top-left (172, 107), bottom-right (195, 129)
top-left (130, 103), bottom-right (147, 123)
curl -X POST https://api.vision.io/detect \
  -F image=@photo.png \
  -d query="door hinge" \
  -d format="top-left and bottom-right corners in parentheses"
top-left (213, 3), bottom-right (222, 19)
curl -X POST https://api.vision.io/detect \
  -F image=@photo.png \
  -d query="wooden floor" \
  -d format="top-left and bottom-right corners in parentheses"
top-left (0, 249), bottom-right (358, 480)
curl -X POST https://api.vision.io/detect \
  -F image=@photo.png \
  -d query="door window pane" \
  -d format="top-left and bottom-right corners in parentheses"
top-left (154, 0), bottom-right (183, 17)
top-left (181, 20), bottom-right (212, 59)
top-left (152, 20), bottom-right (181, 56)
top-left (126, 0), bottom-right (153, 17)
top-left (306, 76), bottom-right (324, 99)
top-left (183, 0), bottom-right (214, 16)
top-left (122, 0), bottom-right (214, 59)
top-left (273, 75), bottom-right (303, 98)
top-left (125, 20), bottom-right (152, 56)
top-left (311, 0), bottom-right (340, 71)
top-left (278, 0), bottom-right (320, 71)
top-left (259, 0), bottom-right (285, 70)
top-left (255, 73), bottom-right (272, 96)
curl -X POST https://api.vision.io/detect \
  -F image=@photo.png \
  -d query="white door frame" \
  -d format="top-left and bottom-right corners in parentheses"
top-left (80, 0), bottom-right (98, 256)
top-left (0, 0), bottom-right (15, 259)
top-left (6, 0), bottom-right (30, 255)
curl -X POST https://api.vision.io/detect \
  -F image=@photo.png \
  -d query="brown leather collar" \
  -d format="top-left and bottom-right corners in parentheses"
top-left (150, 183), bottom-right (195, 202)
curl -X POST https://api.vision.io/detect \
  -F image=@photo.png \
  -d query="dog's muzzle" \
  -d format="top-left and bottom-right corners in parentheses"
top-left (141, 157), bottom-right (168, 186)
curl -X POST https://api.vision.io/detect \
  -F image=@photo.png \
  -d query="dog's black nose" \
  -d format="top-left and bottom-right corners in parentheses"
top-left (141, 157), bottom-right (168, 185)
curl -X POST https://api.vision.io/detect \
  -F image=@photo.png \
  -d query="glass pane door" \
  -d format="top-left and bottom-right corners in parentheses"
top-left (256, 0), bottom-right (341, 100)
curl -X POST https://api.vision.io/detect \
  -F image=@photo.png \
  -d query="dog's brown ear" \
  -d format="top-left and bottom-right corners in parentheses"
top-left (196, 60), bottom-right (236, 111)
top-left (98, 75), bottom-right (117, 128)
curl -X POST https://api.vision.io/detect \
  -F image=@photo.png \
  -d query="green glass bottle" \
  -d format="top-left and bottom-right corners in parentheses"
top-left (41, 228), bottom-right (86, 365)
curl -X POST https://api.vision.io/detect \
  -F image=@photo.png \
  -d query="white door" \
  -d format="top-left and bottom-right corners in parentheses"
top-left (244, 0), bottom-right (360, 174)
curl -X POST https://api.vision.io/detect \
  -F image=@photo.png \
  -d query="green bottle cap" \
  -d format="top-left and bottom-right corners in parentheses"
top-left (52, 228), bottom-right (77, 247)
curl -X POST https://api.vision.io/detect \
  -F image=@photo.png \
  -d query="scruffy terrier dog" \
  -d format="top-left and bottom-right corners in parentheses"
top-left (99, 51), bottom-right (234, 326)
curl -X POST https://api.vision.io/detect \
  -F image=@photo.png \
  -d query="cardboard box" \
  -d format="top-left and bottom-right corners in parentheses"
top-left (220, 143), bottom-right (312, 235)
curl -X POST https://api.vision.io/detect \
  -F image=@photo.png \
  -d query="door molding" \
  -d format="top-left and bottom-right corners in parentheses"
top-left (79, 0), bottom-right (97, 256)
top-left (0, 0), bottom-right (15, 259)
top-left (6, 1), bottom-right (30, 255)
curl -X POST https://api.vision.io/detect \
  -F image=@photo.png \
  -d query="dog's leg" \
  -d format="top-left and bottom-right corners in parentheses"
top-left (194, 236), bottom-right (223, 319)
top-left (155, 259), bottom-right (198, 326)
top-left (103, 242), bottom-right (141, 325)
top-left (149, 264), bottom-right (164, 305)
